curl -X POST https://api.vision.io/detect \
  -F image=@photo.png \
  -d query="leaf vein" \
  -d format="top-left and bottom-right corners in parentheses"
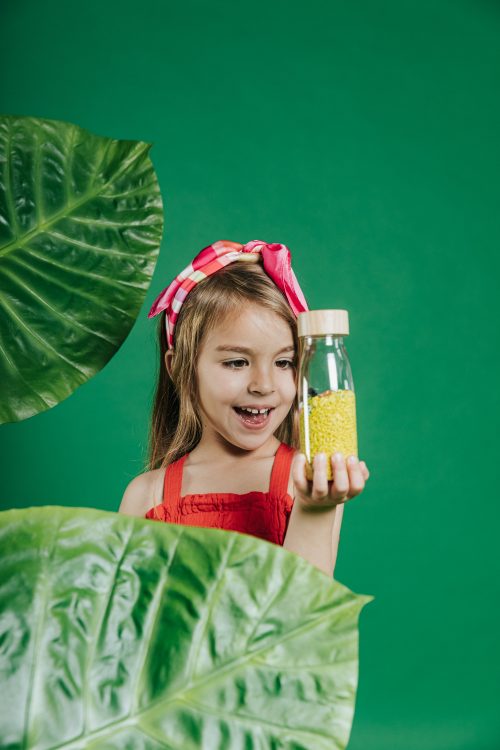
top-left (8, 251), bottom-right (136, 319)
top-left (21, 518), bottom-right (63, 750)
top-left (1, 264), bottom-right (117, 346)
top-left (183, 536), bottom-right (238, 686)
top-left (0, 293), bottom-right (91, 377)
top-left (129, 530), bottom-right (185, 714)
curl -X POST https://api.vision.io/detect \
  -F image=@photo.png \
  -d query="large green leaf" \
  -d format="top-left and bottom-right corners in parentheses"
top-left (0, 506), bottom-right (373, 749)
top-left (0, 115), bottom-right (163, 424)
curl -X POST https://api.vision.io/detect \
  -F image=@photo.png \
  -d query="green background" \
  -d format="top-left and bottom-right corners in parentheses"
top-left (1, 1), bottom-right (499, 748)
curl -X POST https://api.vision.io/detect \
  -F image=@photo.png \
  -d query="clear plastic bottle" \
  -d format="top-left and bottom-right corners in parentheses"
top-left (297, 310), bottom-right (358, 481)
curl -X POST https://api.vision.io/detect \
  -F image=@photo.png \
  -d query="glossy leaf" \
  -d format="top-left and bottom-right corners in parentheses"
top-left (0, 115), bottom-right (163, 424)
top-left (0, 506), bottom-right (373, 749)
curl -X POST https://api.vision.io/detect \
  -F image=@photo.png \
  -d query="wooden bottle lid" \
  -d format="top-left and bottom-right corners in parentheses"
top-left (297, 309), bottom-right (349, 337)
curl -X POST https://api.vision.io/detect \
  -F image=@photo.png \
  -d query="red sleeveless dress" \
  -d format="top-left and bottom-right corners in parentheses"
top-left (145, 442), bottom-right (296, 546)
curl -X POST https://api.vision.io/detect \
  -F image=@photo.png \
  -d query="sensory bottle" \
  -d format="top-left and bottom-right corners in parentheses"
top-left (297, 310), bottom-right (358, 481)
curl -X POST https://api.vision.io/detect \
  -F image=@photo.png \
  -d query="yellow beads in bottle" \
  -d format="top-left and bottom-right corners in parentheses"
top-left (299, 388), bottom-right (358, 481)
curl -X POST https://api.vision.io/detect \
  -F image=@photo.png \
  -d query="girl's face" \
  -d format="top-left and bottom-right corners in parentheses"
top-left (195, 304), bottom-right (297, 452)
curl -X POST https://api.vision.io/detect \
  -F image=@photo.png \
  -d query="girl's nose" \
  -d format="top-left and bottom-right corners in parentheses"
top-left (248, 370), bottom-right (275, 394)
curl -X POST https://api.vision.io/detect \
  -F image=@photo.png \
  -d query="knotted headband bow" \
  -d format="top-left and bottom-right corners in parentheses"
top-left (148, 239), bottom-right (309, 349)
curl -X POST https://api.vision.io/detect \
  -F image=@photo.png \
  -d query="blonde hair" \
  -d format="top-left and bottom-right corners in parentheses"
top-left (144, 256), bottom-right (302, 471)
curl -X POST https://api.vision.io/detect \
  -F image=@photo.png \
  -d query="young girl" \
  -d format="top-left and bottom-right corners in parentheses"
top-left (119, 239), bottom-right (370, 577)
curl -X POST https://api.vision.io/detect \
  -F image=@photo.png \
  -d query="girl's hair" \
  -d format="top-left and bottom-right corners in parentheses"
top-left (145, 257), bottom-right (302, 471)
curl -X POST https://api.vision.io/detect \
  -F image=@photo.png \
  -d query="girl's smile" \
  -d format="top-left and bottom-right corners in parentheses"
top-left (232, 405), bottom-right (275, 429)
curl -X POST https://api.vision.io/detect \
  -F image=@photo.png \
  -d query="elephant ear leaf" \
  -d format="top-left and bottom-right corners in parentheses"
top-left (0, 114), bottom-right (163, 424)
top-left (0, 506), bottom-right (374, 750)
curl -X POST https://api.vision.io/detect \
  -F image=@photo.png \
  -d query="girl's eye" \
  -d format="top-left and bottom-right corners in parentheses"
top-left (222, 359), bottom-right (295, 369)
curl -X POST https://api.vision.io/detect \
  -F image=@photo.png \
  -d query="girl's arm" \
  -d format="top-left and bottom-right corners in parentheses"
top-left (285, 451), bottom-right (367, 577)
top-left (330, 502), bottom-right (344, 577)
top-left (283, 501), bottom-right (343, 578)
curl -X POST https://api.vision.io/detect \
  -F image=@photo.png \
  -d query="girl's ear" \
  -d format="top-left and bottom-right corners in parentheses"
top-left (164, 349), bottom-right (175, 379)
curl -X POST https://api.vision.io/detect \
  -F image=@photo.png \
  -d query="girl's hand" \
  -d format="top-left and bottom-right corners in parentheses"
top-left (292, 452), bottom-right (370, 511)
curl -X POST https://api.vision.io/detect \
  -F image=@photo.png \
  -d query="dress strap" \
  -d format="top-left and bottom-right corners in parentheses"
top-left (163, 453), bottom-right (189, 505)
top-left (269, 442), bottom-right (296, 497)
top-left (163, 444), bottom-right (295, 503)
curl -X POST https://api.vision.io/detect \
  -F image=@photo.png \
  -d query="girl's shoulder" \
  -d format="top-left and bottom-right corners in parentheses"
top-left (119, 467), bottom-right (166, 517)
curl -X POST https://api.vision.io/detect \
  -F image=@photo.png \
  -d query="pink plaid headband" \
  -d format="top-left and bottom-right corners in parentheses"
top-left (148, 239), bottom-right (309, 349)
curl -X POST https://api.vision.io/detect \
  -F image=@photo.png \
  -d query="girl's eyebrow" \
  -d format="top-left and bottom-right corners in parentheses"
top-left (216, 345), bottom-right (295, 354)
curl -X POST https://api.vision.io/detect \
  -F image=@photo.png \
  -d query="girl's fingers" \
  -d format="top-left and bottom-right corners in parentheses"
top-left (331, 453), bottom-right (350, 500)
top-left (311, 453), bottom-right (329, 500)
top-left (359, 460), bottom-right (370, 479)
top-left (346, 455), bottom-right (365, 495)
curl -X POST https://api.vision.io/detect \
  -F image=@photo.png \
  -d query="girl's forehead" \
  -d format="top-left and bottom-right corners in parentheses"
top-left (221, 308), bottom-right (289, 333)
top-left (205, 307), bottom-right (294, 347)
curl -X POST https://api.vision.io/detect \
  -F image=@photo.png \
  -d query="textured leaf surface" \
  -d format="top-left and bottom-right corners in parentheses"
top-left (0, 115), bottom-right (163, 424)
top-left (0, 506), bottom-right (373, 749)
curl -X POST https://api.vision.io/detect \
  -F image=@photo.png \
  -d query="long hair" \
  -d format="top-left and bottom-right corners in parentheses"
top-left (144, 256), bottom-right (302, 471)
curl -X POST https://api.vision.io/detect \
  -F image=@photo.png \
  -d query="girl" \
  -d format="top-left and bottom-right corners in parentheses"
top-left (119, 240), bottom-right (370, 577)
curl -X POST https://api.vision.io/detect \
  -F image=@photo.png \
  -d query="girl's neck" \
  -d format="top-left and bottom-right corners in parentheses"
top-left (186, 435), bottom-right (281, 466)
